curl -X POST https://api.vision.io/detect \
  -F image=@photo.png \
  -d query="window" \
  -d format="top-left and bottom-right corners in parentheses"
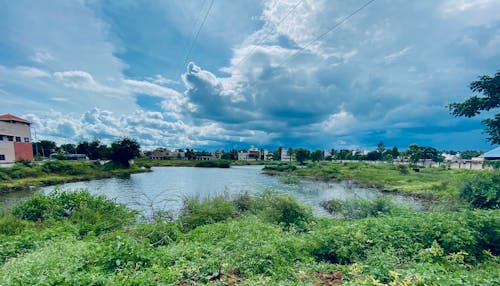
top-left (7, 136), bottom-right (13, 142)
top-left (24, 137), bottom-right (30, 142)
top-left (0, 155), bottom-right (5, 161)
top-left (15, 137), bottom-right (21, 142)
top-left (0, 135), bottom-right (3, 141)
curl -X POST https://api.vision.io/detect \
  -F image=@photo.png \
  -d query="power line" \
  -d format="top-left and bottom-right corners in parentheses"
top-left (277, 0), bottom-right (376, 67)
top-left (182, 0), bottom-right (215, 71)
top-left (231, 0), bottom-right (304, 73)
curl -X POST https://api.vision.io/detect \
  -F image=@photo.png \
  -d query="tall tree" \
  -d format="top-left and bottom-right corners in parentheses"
top-left (110, 137), bottom-right (141, 167)
top-left (295, 148), bottom-right (310, 164)
top-left (310, 149), bottom-right (323, 162)
top-left (449, 70), bottom-right (500, 144)
top-left (32, 140), bottom-right (56, 157)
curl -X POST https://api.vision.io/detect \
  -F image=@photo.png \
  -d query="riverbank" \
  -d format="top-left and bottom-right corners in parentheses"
top-left (263, 161), bottom-right (483, 201)
top-left (0, 161), bottom-right (150, 193)
top-left (0, 190), bottom-right (498, 285)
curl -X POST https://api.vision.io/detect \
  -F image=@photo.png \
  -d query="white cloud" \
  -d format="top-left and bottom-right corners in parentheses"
top-left (14, 66), bottom-right (51, 78)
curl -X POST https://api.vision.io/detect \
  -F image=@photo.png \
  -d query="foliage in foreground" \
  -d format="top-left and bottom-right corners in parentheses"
top-left (460, 171), bottom-right (500, 209)
top-left (0, 191), bottom-right (498, 285)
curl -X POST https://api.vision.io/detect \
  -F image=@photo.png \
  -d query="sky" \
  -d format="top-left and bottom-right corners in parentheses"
top-left (1, 0), bottom-right (499, 151)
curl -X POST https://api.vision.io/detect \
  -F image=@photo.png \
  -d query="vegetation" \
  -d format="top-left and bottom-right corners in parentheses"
top-left (449, 70), bottom-right (500, 144)
top-left (0, 160), bottom-right (148, 192)
top-left (265, 161), bottom-right (492, 201)
top-left (194, 160), bottom-right (231, 168)
top-left (0, 190), bottom-right (498, 285)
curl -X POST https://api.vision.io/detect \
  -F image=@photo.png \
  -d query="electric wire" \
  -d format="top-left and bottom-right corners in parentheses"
top-left (231, 0), bottom-right (304, 73)
top-left (277, 0), bottom-right (376, 67)
top-left (182, 0), bottom-right (215, 71)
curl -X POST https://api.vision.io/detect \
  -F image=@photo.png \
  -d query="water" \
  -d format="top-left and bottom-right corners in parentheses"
top-left (0, 165), bottom-right (419, 217)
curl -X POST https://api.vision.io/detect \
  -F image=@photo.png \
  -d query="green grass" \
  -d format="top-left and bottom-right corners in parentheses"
top-left (0, 190), bottom-right (498, 285)
top-left (0, 160), bottom-right (149, 192)
top-left (271, 161), bottom-right (484, 201)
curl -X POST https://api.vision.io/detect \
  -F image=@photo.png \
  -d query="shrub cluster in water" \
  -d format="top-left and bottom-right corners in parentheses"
top-left (194, 160), bottom-right (230, 168)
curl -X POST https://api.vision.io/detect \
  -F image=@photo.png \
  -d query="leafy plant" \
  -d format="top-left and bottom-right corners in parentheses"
top-left (460, 171), bottom-right (500, 209)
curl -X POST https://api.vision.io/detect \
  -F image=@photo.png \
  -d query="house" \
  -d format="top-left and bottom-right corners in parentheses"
top-left (0, 114), bottom-right (34, 163)
top-left (149, 147), bottom-right (171, 160)
top-left (480, 147), bottom-right (500, 160)
top-left (281, 149), bottom-right (293, 161)
top-left (238, 151), bottom-right (250, 161)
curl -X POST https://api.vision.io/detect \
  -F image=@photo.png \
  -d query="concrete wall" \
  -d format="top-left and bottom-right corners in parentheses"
top-left (0, 141), bottom-right (15, 163)
top-left (0, 121), bottom-right (31, 139)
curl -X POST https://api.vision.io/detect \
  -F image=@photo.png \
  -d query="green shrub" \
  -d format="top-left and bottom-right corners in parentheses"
top-left (133, 220), bottom-right (183, 246)
top-left (321, 196), bottom-right (401, 219)
top-left (92, 232), bottom-right (153, 271)
top-left (179, 195), bottom-right (238, 231)
top-left (255, 191), bottom-right (314, 231)
top-left (397, 164), bottom-right (410, 175)
top-left (12, 193), bottom-right (50, 221)
top-left (194, 160), bottom-right (230, 168)
top-left (11, 190), bottom-right (135, 235)
top-left (460, 171), bottom-right (500, 209)
top-left (0, 214), bottom-right (29, 235)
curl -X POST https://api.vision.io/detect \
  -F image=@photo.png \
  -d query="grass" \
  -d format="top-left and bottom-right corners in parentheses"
top-left (0, 160), bottom-right (149, 192)
top-left (267, 161), bottom-right (484, 201)
top-left (0, 190), bottom-right (498, 285)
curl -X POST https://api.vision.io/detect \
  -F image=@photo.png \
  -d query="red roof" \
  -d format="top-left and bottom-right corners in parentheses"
top-left (0, 114), bottom-right (31, 124)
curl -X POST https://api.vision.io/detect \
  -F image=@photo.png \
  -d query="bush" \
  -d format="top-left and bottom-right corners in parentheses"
top-left (179, 196), bottom-right (238, 231)
top-left (0, 214), bottom-right (29, 235)
top-left (460, 171), bottom-right (500, 209)
top-left (194, 160), bottom-right (230, 168)
top-left (254, 191), bottom-right (314, 231)
top-left (321, 196), bottom-right (401, 219)
top-left (133, 220), bottom-right (183, 246)
top-left (12, 190), bottom-right (136, 235)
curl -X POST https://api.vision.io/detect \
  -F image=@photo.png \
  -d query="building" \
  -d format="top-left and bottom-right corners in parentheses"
top-left (480, 147), bottom-right (500, 160)
top-left (281, 149), bottom-right (293, 161)
top-left (0, 114), bottom-right (34, 163)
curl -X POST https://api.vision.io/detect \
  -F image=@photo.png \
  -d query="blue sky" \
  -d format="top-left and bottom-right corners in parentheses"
top-left (1, 0), bottom-right (499, 151)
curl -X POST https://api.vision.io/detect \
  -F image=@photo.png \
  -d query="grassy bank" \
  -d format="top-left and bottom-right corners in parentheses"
top-left (0, 161), bottom-right (149, 193)
top-left (0, 190), bottom-right (498, 285)
top-left (264, 161), bottom-right (485, 201)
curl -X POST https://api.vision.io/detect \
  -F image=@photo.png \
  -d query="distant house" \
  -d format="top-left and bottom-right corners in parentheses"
top-left (0, 114), bottom-right (34, 164)
top-left (149, 148), bottom-right (171, 160)
top-left (480, 147), bottom-right (500, 160)
top-left (281, 149), bottom-right (293, 161)
top-left (238, 151), bottom-right (250, 161)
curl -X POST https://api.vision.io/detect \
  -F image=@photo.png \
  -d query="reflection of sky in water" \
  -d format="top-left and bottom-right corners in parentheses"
top-left (1, 165), bottom-right (420, 217)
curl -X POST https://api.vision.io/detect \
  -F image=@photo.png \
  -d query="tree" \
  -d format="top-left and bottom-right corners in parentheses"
top-left (110, 137), bottom-right (141, 167)
top-left (295, 148), bottom-right (310, 164)
top-left (376, 141), bottom-right (386, 155)
top-left (77, 140), bottom-right (102, 160)
top-left (273, 146), bottom-right (283, 161)
top-left (405, 144), bottom-right (422, 165)
top-left (32, 140), bottom-right (56, 157)
top-left (59, 143), bottom-right (76, 154)
top-left (310, 149), bottom-right (323, 162)
top-left (449, 70), bottom-right (500, 144)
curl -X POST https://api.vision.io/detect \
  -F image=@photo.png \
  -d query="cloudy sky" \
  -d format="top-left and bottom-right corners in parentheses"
top-left (1, 0), bottom-right (499, 151)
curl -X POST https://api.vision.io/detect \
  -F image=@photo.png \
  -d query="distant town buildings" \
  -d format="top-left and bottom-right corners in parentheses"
top-left (0, 114), bottom-right (34, 164)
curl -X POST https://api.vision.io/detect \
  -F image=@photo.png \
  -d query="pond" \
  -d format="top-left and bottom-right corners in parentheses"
top-left (0, 165), bottom-right (419, 217)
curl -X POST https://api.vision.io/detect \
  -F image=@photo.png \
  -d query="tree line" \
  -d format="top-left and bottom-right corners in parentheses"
top-left (32, 137), bottom-right (140, 167)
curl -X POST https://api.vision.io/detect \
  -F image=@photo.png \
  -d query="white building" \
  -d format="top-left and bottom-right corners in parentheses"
top-left (0, 114), bottom-right (34, 164)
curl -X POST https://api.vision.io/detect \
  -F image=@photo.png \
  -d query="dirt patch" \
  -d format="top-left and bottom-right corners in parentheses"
top-left (314, 271), bottom-right (342, 285)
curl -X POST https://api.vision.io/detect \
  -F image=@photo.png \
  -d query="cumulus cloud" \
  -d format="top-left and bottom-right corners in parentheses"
top-left (177, 0), bottom-right (499, 149)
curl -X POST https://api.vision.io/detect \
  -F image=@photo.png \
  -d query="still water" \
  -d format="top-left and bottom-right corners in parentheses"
top-left (1, 165), bottom-right (418, 217)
